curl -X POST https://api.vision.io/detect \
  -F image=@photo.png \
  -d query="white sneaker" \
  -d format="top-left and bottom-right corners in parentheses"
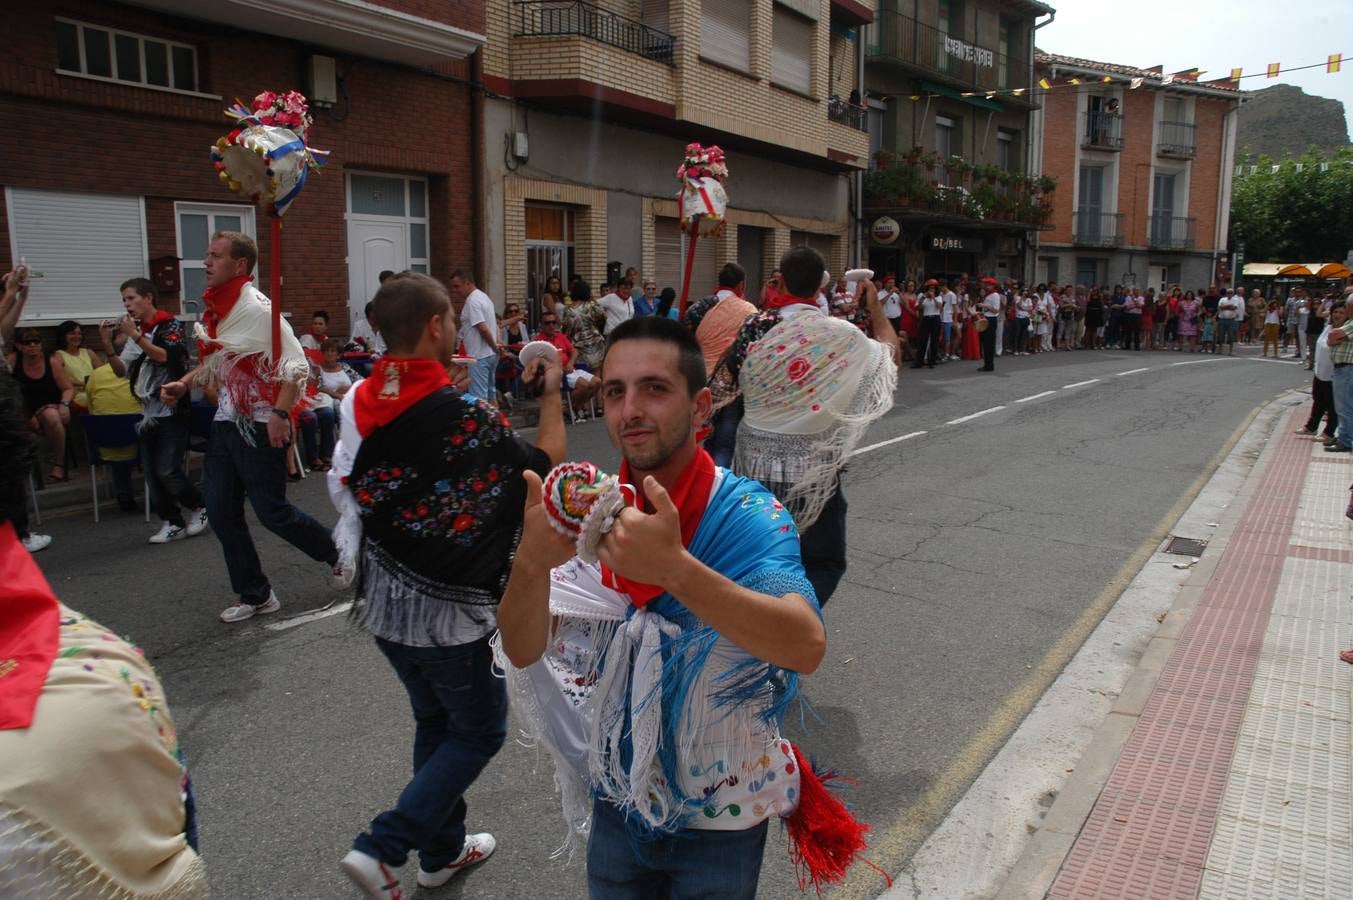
top-left (149, 521), bottom-right (186, 544)
top-left (417, 833), bottom-right (496, 888)
top-left (184, 508), bottom-right (209, 537)
top-left (219, 591), bottom-right (280, 623)
top-left (341, 849), bottom-right (404, 899)
top-left (21, 533), bottom-right (52, 553)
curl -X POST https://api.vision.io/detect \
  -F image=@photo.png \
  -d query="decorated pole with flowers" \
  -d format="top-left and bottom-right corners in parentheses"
top-left (210, 90), bottom-right (329, 360)
top-left (676, 144), bottom-right (728, 317)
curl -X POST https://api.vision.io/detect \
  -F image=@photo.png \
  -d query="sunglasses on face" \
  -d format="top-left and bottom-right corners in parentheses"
top-left (17, 338), bottom-right (41, 345)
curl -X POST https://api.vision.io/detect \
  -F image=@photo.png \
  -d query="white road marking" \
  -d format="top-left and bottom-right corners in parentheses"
top-left (947, 406), bottom-right (1006, 425)
top-left (263, 601), bottom-right (353, 631)
top-left (1248, 356), bottom-right (1303, 365)
top-left (1015, 390), bottom-right (1057, 403)
top-left (851, 430), bottom-right (928, 457)
top-left (1171, 357), bottom-right (1234, 366)
top-left (1116, 367), bottom-right (1150, 376)
top-left (1062, 378), bottom-right (1101, 389)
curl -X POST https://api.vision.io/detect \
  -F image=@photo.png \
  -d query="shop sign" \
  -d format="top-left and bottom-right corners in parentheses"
top-left (943, 36), bottom-right (994, 69)
top-left (928, 234), bottom-right (981, 253)
top-left (871, 216), bottom-right (901, 245)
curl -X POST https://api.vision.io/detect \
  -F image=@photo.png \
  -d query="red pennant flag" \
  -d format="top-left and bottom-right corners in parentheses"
top-left (1266, 62), bottom-right (1281, 78)
top-left (1329, 54), bottom-right (1343, 74)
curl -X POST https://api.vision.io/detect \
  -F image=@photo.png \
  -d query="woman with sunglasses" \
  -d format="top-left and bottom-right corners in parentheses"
top-left (6, 328), bottom-right (73, 482)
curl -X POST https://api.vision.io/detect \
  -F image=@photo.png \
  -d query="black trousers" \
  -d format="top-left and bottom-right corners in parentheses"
top-left (1121, 314), bottom-right (1141, 350)
top-left (800, 484), bottom-right (848, 608)
top-left (1308, 377), bottom-right (1338, 436)
top-left (914, 315), bottom-right (942, 367)
top-left (980, 316), bottom-right (998, 369)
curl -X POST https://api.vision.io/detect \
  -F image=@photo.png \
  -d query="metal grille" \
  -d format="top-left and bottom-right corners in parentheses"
top-left (514, 1), bottom-right (676, 65)
top-left (1165, 536), bottom-right (1208, 557)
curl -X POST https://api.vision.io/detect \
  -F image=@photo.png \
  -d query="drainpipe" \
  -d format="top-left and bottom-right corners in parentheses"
top-left (470, 49), bottom-right (486, 290)
top-left (856, 25), bottom-right (866, 263)
top-left (1213, 101), bottom-right (1236, 286)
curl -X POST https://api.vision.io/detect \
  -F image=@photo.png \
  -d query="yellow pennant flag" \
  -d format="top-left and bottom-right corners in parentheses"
top-left (1230, 67), bottom-right (1242, 83)
top-left (1329, 54), bottom-right (1343, 74)
top-left (1069, 76), bottom-right (1082, 85)
top-left (1038, 77), bottom-right (1051, 90)
top-left (1101, 75), bottom-right (1113, 83)
top-left (1267, 62), bottom-right (1280, 78)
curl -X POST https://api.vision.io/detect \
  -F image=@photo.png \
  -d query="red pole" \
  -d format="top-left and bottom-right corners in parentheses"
top-left (678, 228), bottom-right (699, 319)
top-left (270, 215), bottom-right (282, 361)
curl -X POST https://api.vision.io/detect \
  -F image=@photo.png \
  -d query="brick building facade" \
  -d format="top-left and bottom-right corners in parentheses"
top-left (479, 0), bottom-right (873, 317)
top-left (1, 0), bottom-right (483, 338)
top-left (1030, 51), bottom-right (1242, 293)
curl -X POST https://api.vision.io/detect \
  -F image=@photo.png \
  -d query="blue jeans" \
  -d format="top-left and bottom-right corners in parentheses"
top-left (800, 482), bottom-right (847, 608)
top-left (299, 405), bottom-right (337, 463)
top-left (354, 635), bottom-right (507, 871)
top-left (1333, 366), bottom-right (1353, 447)
top-left (705, 397), bottom-right (743, 468)
top-left (140, 416), bottom-right (202, 526)
top-left (204, 421), bottom-right (336, 603)
top-left (468, 355), bottom-right (497, 404)
top-left (586, 797), bottom-right (768, 899)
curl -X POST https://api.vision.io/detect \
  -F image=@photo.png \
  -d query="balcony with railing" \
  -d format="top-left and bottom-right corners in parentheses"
top-left (513, 0), bottom-right (675, 64)
top-left (1148, 214), bottom-right (1197, 250)
top-left (1157, 121), bottom-right (1196, 159)
top-left (827, 95), bottom-right (867, 131)
top-left (1073, 210), bottom-right (1125, 246)
top-left (864, 148), bottom-right (1056, 229)
top-left (1082, 111), bottom-right (1124, 151)
top-left (864, 9), bottom-right (1029, 97)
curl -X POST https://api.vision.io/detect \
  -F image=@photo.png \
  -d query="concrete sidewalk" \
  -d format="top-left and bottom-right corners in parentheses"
top-left (1004, 403), bottom-right (1352, 898)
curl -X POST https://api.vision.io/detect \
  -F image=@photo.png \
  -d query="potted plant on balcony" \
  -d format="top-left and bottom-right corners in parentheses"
top-left (944, 155), bottom-right (972, 182)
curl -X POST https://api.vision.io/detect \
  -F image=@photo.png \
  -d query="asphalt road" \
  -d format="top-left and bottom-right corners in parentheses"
top-left (36, 345), bottom-right (1307, 899)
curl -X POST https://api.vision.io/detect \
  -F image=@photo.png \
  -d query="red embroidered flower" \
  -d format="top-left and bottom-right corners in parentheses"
top-left (487, 469), bottom-right (500, 482)
top-left (787, 357), bottom-right (811, 382)
top-left (451, 434), bottom-right (465, 446)
top-left (391, 467), bottom-right (403, 477)
top-left (811, 403), bottom-right (821, 412)
top-left (464, 420), bottom-right (478, 433)
top-left (473, 480), bottom-right (485, 493)
top-left (379, 471), bottom-right (390, 481)
top-left (402, 509), bottom-right (415, 520)
top-left (453, 514), bottom-right (473, 531)
top-left (416, 504), bottom-right (429, 517)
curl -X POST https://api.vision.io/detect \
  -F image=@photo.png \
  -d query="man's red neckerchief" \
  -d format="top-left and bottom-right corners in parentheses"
top-left (351, 356), bottom-right (453, 439)
top-left (0, 523), bottom-right (59, 731)
top-left (199, 274), bottom-right (254, 344)
top-left (763, 290), bottom-right (816, 311)
top-left (601, 447), bottom-right (717, 607)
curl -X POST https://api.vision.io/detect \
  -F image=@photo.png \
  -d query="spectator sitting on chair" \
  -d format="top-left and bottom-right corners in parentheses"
top-left (300, 339), bottom-right (354, 471)
top-left (51, 320), bottom-right (104, 413)
top-left (535, 311), bottom-right (598, 415)
top-left (348, 300), bottom-right (385, 357)
top-left (7, 327), bottom-right (73, 483)
top-left (103, 277), bottom-right (208, 544)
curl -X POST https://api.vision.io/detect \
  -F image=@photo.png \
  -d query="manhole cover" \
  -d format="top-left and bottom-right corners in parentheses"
top-left (1165, 536), bottom-right (1208, 557)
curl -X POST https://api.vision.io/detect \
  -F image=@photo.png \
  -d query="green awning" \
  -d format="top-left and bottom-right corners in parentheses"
top-left (921, 80), bottom-right (1005, 112)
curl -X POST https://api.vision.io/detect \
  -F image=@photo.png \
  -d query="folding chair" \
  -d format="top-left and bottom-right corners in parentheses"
top-left (82, 413), bottom-right (150, 523)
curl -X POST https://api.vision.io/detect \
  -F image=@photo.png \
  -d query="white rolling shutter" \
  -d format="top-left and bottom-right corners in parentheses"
top-left (772, 6), bottom-right (814, 94)
top-left (641, 0), bottom-right (670, 34)
top-left (654, 217), bottom-right (716, 301)
top-left (6, 187), bottom-right (147, 322)
top-left (701, 0), bottom-right (752, 72)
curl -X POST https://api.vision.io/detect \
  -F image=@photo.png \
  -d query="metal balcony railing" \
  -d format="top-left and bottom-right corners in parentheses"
top-left (1082, 110), bottom-right (1125, 150)
top-left (1074, 210), bottom-right (1125, 247)
top-left (1148, 214), bottom-right (1197, 250)
top-left (864, 9), bottom-right (1028, 95)
top-left (514, 0), bottom-right (676, 65)
top-left (827, 96), bottom-right (867, 131)
top-left (1157, 120), bottom-right (1197, 159)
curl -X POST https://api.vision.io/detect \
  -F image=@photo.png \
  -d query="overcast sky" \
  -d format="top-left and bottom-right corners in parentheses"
top-left (1035, 0), bottom-right (1352, 139)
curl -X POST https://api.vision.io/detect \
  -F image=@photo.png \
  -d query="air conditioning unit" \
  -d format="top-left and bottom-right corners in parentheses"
top-left (308, 55), bottom-right (338, 108)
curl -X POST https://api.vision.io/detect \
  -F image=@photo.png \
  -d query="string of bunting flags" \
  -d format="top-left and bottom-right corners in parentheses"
top-left (897, 53), bottom-right (1346, 104)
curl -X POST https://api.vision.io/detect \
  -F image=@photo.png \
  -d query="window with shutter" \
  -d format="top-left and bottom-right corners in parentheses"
top-left (641, 0), bottom-right (670, 35)
top-left (654, 218), bottom-right (716, 300)
top-left (5, 187), bottom-right (147, 322)
top-left (701, 0), bottom-right (752, 72)
top-left (772, 6), bottom-right (815, 94)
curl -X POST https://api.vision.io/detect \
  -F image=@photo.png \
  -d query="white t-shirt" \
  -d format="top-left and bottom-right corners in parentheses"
top-left (1218, 294), bottom-right (1242, 320)
top-left (1315, 325), bottom-right (1334, 381)
top-left (920, 294), bottom-right (941, 316)
top-left (598, 292), bottom-right (634, 334)
top-left (1016, 297), bottom-right (1031, 319)
top-left (941, 291), bottom-right (957, 323)
top-left (881, 289), bottom-right (902, 318)
top-left (460, 288), bottom-right (498, 359)
top-left (983, 291), bottom-right (1002, 315)
top-left (350, 317), bottom-right (385, 354)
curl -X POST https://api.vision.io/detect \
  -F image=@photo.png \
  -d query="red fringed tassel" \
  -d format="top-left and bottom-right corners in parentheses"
top-left (784, 745), bottom-right (891, 894)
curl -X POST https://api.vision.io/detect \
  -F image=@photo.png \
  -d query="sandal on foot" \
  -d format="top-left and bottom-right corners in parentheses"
top-left (49, 466), bottom-right (69, 482)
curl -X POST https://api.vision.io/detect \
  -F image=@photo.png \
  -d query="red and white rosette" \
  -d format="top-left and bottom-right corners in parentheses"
top-left (541, 461), bottom-right (634, 563)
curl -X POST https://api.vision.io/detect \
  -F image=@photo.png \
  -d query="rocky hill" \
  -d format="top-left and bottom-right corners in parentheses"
top-left (1236, 84), bottom-right (1350, 161)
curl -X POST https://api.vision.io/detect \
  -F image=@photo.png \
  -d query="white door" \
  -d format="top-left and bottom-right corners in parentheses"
top-left (347, 219), bottom-right (406, 324)
top-left (1148, 265), bottom-right (1168, 295)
